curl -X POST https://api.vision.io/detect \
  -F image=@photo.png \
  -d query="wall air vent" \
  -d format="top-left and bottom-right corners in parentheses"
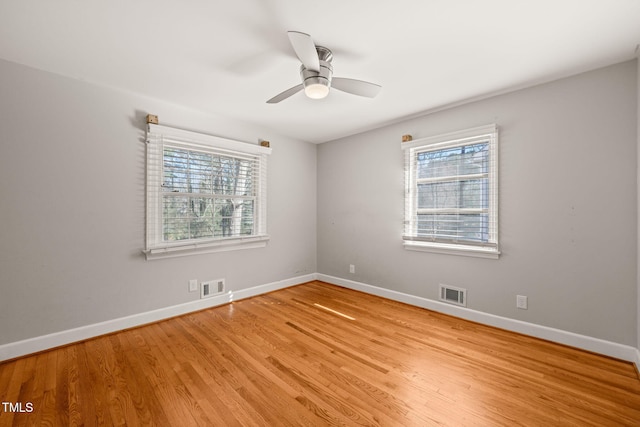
top-left (201, 278), bottom-right (225, 299)
top-left (439, 284), bottom-right (467, 307)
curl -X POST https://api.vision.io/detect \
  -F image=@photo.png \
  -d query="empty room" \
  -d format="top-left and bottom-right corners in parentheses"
top-left (1, 1), bottom-right (640, 425)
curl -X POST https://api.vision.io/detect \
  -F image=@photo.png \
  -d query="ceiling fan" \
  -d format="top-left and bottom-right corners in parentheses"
top-left (266, 31), bottom-right (381, 104)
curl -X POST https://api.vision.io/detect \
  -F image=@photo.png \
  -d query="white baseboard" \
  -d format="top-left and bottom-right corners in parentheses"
top-left (228, 273), bottom-right (316, 302)
top-left (2, 272), bottom-right (638, 372)
top-left (0, 273), bottom-right (316, 362)
top-left (317, 274), bottom-right (640, 366)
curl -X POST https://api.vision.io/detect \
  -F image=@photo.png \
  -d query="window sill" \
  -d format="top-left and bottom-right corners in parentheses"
top-left (144, 235), bottom-right (270, 260)
top-left (403, 240), bottom-right (500, 259)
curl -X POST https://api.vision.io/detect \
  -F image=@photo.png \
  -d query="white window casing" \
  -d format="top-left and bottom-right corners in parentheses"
top-left (144, 124), bottom-right (271, 260)
top-left (402, 124), bottom-right (499, 259)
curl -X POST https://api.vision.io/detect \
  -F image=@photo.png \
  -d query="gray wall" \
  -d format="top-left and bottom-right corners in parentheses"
top-left (0, 58), bottom-right (317, 345)
top-left (318, 60), bottom-right (637, 346)
top-left (1, 57), bottom-right (637, 350)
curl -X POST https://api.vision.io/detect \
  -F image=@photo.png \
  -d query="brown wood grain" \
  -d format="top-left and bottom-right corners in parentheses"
top-left (1, 281), bottom-right (639, 426)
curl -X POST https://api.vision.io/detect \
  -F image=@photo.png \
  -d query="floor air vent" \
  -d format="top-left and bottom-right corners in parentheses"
top-left (439, 284), bottom-right (467, 307)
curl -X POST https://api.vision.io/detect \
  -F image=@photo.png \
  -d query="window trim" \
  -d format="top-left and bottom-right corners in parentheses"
top-left (144, 124), bottom-right (271, 260)
top-left (402, 124), bottom-right (499, 259)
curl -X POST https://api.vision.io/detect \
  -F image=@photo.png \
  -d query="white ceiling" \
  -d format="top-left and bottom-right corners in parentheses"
top-left (1, 1), bottom-right (639, 143)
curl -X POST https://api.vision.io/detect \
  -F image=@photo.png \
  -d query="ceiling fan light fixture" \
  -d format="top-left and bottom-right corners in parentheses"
top-left (304, 79), bottom-right (330, 99)
top-left (301, 61), bottom-right (332, 100)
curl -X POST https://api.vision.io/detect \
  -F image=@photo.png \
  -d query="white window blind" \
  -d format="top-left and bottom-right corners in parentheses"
top-left (402, 125), bottom-right (499, 258)
top-left (145, 124), bottom-right (271, 260)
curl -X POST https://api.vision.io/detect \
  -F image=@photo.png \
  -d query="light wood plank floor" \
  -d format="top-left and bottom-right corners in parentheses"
top-left (1, 281), bottom-right (639, 426)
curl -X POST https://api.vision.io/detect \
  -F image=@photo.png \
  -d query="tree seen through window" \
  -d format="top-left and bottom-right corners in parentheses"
top-left (162, 147), bottom-right (255, 241)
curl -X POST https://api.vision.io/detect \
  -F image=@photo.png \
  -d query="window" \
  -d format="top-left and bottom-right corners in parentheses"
top-left (402, 124), bottom-right (499, 258)
top-left (145, 124), bottom-right (271, 260)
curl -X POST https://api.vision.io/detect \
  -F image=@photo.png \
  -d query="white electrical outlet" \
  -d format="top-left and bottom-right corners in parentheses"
top-left (349, 264), bottom-right (355, 274)
top-left (517, 295), bottom-right (528, 310)
top-left (189, 279), bottom-right (198, 293)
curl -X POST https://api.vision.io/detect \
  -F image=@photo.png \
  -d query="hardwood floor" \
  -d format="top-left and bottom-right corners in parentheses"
top-left (1, 281), bottom-right (639, 426)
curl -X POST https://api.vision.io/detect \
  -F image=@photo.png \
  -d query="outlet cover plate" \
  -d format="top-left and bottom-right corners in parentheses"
top-left (517, 295), bottom-right (528, 310)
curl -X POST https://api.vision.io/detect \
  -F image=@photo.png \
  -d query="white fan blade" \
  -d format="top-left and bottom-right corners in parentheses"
top-left (287, 31), bottom-right (320, 72)
top-left (332, 77), bottom-right (381, 98)
top-left (266, 84), bottom-right (304, 104)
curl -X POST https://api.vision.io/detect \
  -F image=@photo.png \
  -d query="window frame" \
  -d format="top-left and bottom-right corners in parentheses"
top-left (402, 124), bottom-right (499, 259)
top-left (144, 124), bottom-right (271, 260)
